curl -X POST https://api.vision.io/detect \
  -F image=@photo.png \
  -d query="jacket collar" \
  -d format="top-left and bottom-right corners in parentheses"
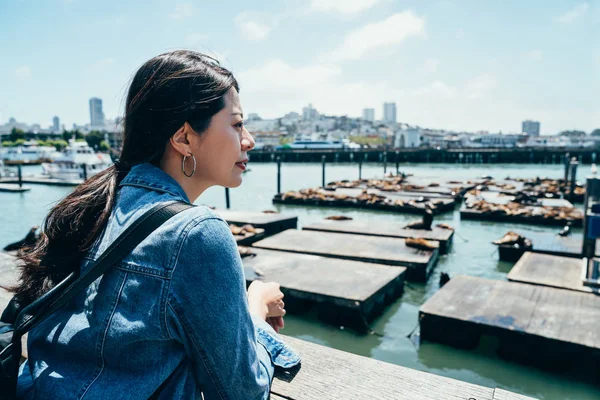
top-left (119, 162), bottom-right (191, 203)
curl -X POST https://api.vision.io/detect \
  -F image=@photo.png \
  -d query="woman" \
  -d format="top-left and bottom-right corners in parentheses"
top-left (14, 50), bottom-right (299, 399)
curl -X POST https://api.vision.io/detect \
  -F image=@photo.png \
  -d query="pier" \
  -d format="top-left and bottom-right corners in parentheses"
top-left (271, 336), bottom-right (536, 400)
top-left (243, 248), bottom-right (406, 331)
top-left (252, 229), bottom-right (439, 281)
top-left (507, 252), bottom-right (596, 293)
top-left (303, 219), bottom-right (454, 254)
top-left (214, 210), bottom-right (298, 236)
top-left (419, 275), bottom-right (600, 376)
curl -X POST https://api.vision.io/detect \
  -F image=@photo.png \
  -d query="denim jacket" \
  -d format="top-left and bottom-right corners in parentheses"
top-left (17, 162), bottom-right (300, 399)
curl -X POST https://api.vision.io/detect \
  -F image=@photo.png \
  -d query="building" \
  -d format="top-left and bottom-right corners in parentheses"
top-left (302, 104), bottom-right (319, 120)
top-left (362, 108), bottom-right (375, 122)
top-left (251, 131), bottom-right (282, 150)
top-left (52, 116), bottom-right (60, 132)
top-left (522, 120), bottom-right (540, 137)
top-left (89, 97), bottom-right (105, 127)
top-left (383, 102), bottom-right (397, 124)
top-left (394, 128), bottom-right (421, 148)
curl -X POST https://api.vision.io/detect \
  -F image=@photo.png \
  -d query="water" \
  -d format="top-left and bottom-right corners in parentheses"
top-left (1, 163), bottom-right (599, 399)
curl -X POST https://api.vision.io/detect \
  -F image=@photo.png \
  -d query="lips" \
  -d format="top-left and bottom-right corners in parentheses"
top-left (235, 159), bottom-right (248, 170)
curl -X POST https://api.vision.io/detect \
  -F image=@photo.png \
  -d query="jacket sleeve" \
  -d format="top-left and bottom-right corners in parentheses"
top-left (166, 216), bottom-right (300, 399)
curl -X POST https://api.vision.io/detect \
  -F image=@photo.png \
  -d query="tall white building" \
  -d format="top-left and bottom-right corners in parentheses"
top-left (302, 104), bottom-right (319, 120)
top-left (52, 116), bottom-right (60, 132)
top-left (89, 97), bottom-right (105, 127)
top-left (362, 108), bottom-right (375, 122)
top-left (383, 102), bottom-right (397, 124)
top-left (522, 120), bottom-right (540, 136)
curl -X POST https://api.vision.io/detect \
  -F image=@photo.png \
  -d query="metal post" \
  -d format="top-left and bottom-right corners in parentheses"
top-left (321, 155), bottom-right (326, 187)
top-left (582, 177), bottom-right (600, 258)
top-left (383, 151), bottom-right (387, 174)
top-left (18, 164), bottom-right (22, 188)
top-left (276, 156), bottom-right (281, 194)
top-left (569, 159), bottom-right (579, 203)
top-left (395, 151), bottom-right (399, 174)
top-left (358, 157), bottom-right (362, 180)
top-left (225, 188), bottom-right (231, 209)
top-left (564, 152), bottom-right (570, 182)
top-left (82, 164), bottom-right (88, 181)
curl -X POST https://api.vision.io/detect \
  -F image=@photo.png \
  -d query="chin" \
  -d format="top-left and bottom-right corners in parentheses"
top-left (224, 175), bottom-right (243, 188)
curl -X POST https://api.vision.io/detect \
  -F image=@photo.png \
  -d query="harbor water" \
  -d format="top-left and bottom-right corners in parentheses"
top-left (1, 162), bottom-right (599, 400)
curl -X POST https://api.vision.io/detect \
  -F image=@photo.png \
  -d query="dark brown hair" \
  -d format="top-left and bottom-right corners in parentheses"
top-left (11, 50), bottom-right (239, 304)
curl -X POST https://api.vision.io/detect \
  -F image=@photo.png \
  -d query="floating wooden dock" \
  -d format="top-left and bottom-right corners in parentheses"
top-left (507, 252), bottom-right (596, 293)
top-left (0, 176), bottom-right (81, 186)
top-left (214, 210), bottom-right (298, 236)
top-left (243, 248), bottom-right (406, 331)
top-left (420, 275), bottom-right (600, 376)
top-left (252, 230), bottom-right (438, 281)
top-left (0, 183), bottom-right (30, 192)
top-left (271, 336), bottom-right (537, 400)
top-left (460, 208), bottom-right (583, 227)
top-left (497, 231), bottom-right (600, 262)
top-left (303, 219), bottom-right (454, 254)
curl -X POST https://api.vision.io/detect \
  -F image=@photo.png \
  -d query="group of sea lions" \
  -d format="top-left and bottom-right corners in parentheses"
top-left (279, 188), bottom-right (445, 212)
top-left (465, 196), bottom-right (583, 221)
top-left (230, 224), bottom-right (264, 238)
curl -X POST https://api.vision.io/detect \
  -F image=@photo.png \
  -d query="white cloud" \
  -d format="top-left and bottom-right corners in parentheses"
top-left (240, 60), bottom-right (342, 92)
top-left (423, 58), bottom-right (439, 74)
top-left (526, 49), bottom-right (543, 61)
top-left (329, 12), bottom-right (425, 61)
top-left (169, 3), bottom-right (194, 20)
top-left (185, 33), bottom-right (209, 46)
top-left (235, 12), bottom-right (273, 41)
top-left (464, 73), bottom-right (496, 99)
top-left (414, 81), bottom-right (455, 99)
top-left (555, 3), bottom-right (589, 24)
top-left (15, 66), bottom-right (31, 78)
top-left (310, 0), bottom-right (381, 15)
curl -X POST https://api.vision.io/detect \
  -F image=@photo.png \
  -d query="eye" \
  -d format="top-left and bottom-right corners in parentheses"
top-left (235, 121), bottom-right (244, 129)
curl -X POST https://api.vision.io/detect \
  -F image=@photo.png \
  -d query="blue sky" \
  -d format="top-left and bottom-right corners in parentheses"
top-left (1, 0), bottom-right (598, 134)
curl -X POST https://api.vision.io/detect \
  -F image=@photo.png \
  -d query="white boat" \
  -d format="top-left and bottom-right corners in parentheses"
top-left (41, 140), bottom-right (112, 180)
top-left (1, 140), bottom-right (60, 164)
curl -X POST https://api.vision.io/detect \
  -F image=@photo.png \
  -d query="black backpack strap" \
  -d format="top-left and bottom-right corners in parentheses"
top-left (13, 200), bottom-right (193, 337)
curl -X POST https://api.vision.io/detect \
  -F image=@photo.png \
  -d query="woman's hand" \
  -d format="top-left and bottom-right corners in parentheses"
top-left (247, 281), bottom-right (286, 330)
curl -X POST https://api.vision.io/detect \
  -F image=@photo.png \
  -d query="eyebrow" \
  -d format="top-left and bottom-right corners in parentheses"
top-left (231, 112), bottom-right (244, 118)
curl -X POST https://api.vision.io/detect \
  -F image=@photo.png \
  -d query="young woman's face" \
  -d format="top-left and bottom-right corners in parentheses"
top-left (193, 88), bottom-right (254, 188)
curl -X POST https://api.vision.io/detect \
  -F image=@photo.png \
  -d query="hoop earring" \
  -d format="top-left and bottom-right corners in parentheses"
top-left (182, 153), bottom-right (196, 177)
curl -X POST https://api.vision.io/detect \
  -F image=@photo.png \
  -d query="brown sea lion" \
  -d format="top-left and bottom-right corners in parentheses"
top-left (325, 215), bottom-right (353, 221)
top-left (436, 223), bottom-right (454, 231)
top-left (404, 209), bottom-right (434, 230)
top-left (405, 237), bottom-right (439, 251)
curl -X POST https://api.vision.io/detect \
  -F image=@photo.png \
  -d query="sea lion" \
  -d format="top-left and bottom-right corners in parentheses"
top-left (439, 272), bottom-right (451, 287)
top-left (4, 226), bottom-right (39, 252)
top-left (404, 209), bottom-right (434, 230)
top-left (436, 223), bottom-right (454, 231)
top-left (558, 221), bottom-right (572, 237)
top-left (262, 210), bottom-right (279, 214)
top-left (325, 215), bottom-right (353, 221)
top-left (405, 237), bottom-right (439, 251)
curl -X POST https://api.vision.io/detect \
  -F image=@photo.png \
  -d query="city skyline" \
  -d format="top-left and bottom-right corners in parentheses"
top-left (1, 1), bottom-right (597, 134)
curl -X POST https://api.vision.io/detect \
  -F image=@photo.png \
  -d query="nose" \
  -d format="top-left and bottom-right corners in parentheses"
top-left (241, 126), bottom-right (255, 151)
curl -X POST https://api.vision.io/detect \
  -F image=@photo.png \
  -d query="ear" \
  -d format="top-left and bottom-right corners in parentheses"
top-left (170, 122), bottom-right (194, 156)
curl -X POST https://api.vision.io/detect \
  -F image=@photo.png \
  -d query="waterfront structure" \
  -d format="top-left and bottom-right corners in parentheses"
top-left (522, 120), bottom-right (540, 136)
top-left (395, 128), bottom-right (421, 148)
top-left (89, 97), bottom-right (105, 127)
top-left (383, 102), bottom-right (397, 123)
top-left (362, 108), bottom-right (375, 122)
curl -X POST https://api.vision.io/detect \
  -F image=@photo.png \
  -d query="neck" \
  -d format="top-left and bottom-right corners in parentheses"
top-left (159, 157), bottom-right (212, 204)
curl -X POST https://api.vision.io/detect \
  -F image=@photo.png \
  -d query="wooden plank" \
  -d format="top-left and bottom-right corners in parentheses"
top-left (243, 249), bottom-right (405, 328)
top-left (0, 183), bottom-right (30, 192)
top-left (420, 276), bottom-right (600, 372)
top-left (508, 252), bottom-right (595, 293)
top-left (492, 388), bottom-right (537, 400)
top-left (252, 230), bottom-right (438, 281)
top-left (303, 219), bottom-right (454, 254)
top-left (271, 336), bottom-right (499, 400)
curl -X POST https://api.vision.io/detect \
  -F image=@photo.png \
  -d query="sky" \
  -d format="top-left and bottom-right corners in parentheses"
top-left (1, 0), bottom-right (598, 134)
